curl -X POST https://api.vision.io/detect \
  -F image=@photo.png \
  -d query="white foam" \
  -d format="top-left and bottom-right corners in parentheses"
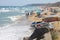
top-left (0, 15), bottom-right (33, 40)
top-left (7, 14), bottom-right (25, 22)
top-left (0, 23), bottom-right (32, 40)
top-left (0, 8), bottom-right (11, 12)
top-left (8, 16), bottom-right (22, 21)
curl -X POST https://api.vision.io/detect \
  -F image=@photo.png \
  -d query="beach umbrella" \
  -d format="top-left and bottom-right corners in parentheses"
top-left (43, 15), bottom-right (60, 22)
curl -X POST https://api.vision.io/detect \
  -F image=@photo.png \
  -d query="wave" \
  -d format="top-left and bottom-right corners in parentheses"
top-left (14, 8), bottom-right (29, 13)
top-left (0, 7), bottom-right (39, 13)
top-left (0, 8), bottom-right (11, 12)
top-left (8, 16), bottom-right (22, 21)
top-left (0, 8), bottom-right (21, 12)
top-left (7, 15), bottom-right (25, 21)
top-left (0, 15), bottom-right (32, 40)
top-left (0, 11), bottom-right (32, 40)
top-left (0, 8), bottom-right (26, 14)
top-left (0, 24), bottom-right (32, 40)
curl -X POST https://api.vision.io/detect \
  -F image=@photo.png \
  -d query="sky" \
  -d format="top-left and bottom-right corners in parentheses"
top-left (0, 0), bottom-right (60, 6)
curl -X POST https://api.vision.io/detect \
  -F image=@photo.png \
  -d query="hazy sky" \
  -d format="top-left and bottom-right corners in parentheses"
top-left (0, 0), bottom-right (60, 6)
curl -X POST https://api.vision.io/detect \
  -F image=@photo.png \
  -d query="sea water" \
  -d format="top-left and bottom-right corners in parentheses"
top-left (0, 6), bottom-right (41, 40)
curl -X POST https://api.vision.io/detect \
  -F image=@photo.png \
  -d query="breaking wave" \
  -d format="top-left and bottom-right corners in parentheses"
top-left (0, 6), bottom-right (42, 40)
top-left (0, 8), bottom-right (11, 12)
top-left (0, 15), bottom-right (32, 40)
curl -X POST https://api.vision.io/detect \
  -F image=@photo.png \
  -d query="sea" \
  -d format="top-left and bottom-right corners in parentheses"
top-left (0, 6), bottom-right (42, 40)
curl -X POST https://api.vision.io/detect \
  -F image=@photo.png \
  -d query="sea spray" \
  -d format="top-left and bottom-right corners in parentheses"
top-left (0, 15), bottom-right (33, 40)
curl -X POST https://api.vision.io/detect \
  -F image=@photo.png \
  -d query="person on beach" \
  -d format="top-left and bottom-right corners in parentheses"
top-left (26, 12), bottom-right (29, 18)
top-left (28, 21), bottom-right (50, 40)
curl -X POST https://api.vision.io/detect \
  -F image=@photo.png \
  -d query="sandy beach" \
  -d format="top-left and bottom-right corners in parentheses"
top-left (27, 6), bottom-right (60, 40)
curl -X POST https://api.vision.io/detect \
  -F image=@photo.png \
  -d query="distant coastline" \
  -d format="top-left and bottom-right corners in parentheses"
top-left (0, 2), bottom-right (60, 7)
top-left (24, 2), bottom-right (60, 7)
